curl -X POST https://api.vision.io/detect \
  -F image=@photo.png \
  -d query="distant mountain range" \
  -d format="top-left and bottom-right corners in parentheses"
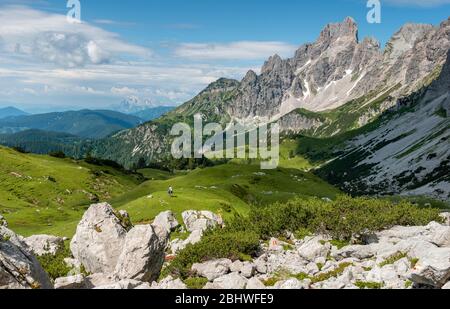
top-left (0, 106), bottom-right (28, 119)
top-left (110, 96), bottom-right (174, 121)
top-left (131, 106), bottom-right (174, 121)
top-left (0, 109), bottom-right (143, 139)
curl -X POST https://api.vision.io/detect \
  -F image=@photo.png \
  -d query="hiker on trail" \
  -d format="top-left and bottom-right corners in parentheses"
top-left (168, 186), bottom-right (174, 197)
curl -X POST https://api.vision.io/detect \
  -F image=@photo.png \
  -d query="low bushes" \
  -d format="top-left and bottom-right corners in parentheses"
top-left (164, 230), bottom-right (260, 279)
top-left (244, 195), bottom-right (442, 241)
top-left (37, 246), bottom-right (72, 280)
top-left (166, 195), bottom-right (442, 279)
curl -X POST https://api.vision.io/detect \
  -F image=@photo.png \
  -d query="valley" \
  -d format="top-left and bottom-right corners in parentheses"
top-left (0, 144), bottom-right (340, 238)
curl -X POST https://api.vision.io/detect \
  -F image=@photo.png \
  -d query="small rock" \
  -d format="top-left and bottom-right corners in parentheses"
top-left (24, 235), bottom-right (65, 256)
top-left (246, 277), bottom-right (266, 289)
top-left (297, 236), bottom-right (331, 262)
top-left (230, 260), bottom-right (244, 273)
top-left (241, 262), bottom-right (256, 278)
top-left (95, 279), bottom-right (150, 290)
top-left (182, 210), bottom-right (223, 232)
top-left (274, 278), bottom-right (310, 289)
top-left (151, 276), bottom-right (187, 289)
top-left (205, 273), bottom-right (248, 289)
top-left (192, 259), bottom-right (232, 281)
top-left (55, 275), bottom-right (86, 289)
top-left (254, 255), bottom-right (268, 274)
top-left (153, 211), bottom-right (179, 234)
top-left (306, 262), bottom-right (320, 275)
top-left (84, 273), bottom-right (116, 288)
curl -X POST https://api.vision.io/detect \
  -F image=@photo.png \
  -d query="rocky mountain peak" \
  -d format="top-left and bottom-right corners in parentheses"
top-left (261, 54), bottom-right (283, 73)
top-left (242, 70), bottom-right (258, 85)
top-left (203, 78), bottom-right (239, 93)
top-left (384, 23), bottom-right (433, 60)
top-left (318, 17), bottom-right (358, 45)
top-left (361, 37), bottom-right (380, 50)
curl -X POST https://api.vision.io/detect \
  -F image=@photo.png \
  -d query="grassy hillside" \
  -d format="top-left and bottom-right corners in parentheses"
top-left (0, 146), bottom-right (143, 237)
top-left (110, 163), bottom-right (340, 227)
top-left (0, 143), bottom-right (339, 237)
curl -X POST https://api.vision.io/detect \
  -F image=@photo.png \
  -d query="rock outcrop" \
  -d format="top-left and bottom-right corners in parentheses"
top-left (152, 211), bottom-right (179, 233)
top-left (182, 210), bottom-right (223, 233)
top-left (70, 203), bottom-right (131, 274)
top-left (25, 235), bottom-right (65, 256)
top-left (0, 226), bottom-right (53, 289)
top-left (114, 225), bottom-right (169, 282)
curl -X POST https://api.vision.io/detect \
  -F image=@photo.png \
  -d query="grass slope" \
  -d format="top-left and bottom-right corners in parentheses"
top-left (0, 144), bottom-right (339, 237)
top-left (111, 163), bottom-right (340, 228)
top-left (0, 146), bottom-right (143, 237)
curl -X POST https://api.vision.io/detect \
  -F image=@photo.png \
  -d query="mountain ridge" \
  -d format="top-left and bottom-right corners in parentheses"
top-left (0, 109), bottom-right (143, 139)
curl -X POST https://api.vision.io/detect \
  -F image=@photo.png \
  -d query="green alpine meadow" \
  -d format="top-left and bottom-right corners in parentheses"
top-left (0, 0), bottom-right (449, 293)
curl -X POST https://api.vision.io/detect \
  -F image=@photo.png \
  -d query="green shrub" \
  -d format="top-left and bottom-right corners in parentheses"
top-left (37, 246), bottom-right (72, 280)
top-left (49, 151), bottom-right (66, 159)
top-left (184, 277), bottom-right (208, 289)
top-left (233, 196), bottom-right (441, 242)
top-left (355, 281), bottom-right (383, 289)
top-left (314, 196), bottom-right (442, 241)
top-left (165, 230), bottom-right (260, 279)
top-left (311, 263), bottom-right (352, 283)
top-left (310, 262), bottom-right (353, 283)
top-left (379, 252), bottom-right (407, 267)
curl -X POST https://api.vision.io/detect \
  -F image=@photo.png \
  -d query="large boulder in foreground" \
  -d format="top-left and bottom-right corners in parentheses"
top-left (70, 203), bottom-right (131, 274)
top-left (25, 235), bottom-right (65, 256)
top-left (114, 225), bottom-right (169, 282)
top-left (182, 210), bottom-right (223, 232)
top-left (0, 226), bottom-right (53, 289)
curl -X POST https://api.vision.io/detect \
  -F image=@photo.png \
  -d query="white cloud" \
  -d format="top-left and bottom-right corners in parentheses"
top-left (0, 6), bottom-right (289, 111)
top-left (0, 5), bottom-right (151, 67)
top-left (383, 0), bottom-right (450, 7)
top-left (174, 41), bottom-right (297, 60)
top-left (111, 86), bottom-right (138, 96)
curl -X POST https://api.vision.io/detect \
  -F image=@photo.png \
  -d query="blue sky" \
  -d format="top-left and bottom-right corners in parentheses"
top-left (0, 0), bottom-right (449, 112)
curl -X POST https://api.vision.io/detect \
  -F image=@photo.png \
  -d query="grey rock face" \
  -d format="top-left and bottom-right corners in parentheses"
top-left (274, 278), bottom-right (311, 289)
top-left (94, 279), bottom-right (151, 290)
top-left (114, 224), bottom-right (169, 282)
top-left (24, 235), bottom-right (65, 256)
top-left (182, 210), bottom-right (223, 233)
top-left (407, 241), bottom-right (450, 288)
top-left (297, 236), bottom-right (332, 262)
top-left (70, 203), bottom-right (130, 274)
top-left (192, 259), bottom-right (232, 281)
top-left (0, 226), bottom-right (53, 289)
top-left (54, 274), bottom-right (86, 289)
top-left (151, 276), bottom-right (187, 289)
top-left (153, 211), bottom-right (179, 234)
top-left (204, 272), bottom-right (248, 290)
